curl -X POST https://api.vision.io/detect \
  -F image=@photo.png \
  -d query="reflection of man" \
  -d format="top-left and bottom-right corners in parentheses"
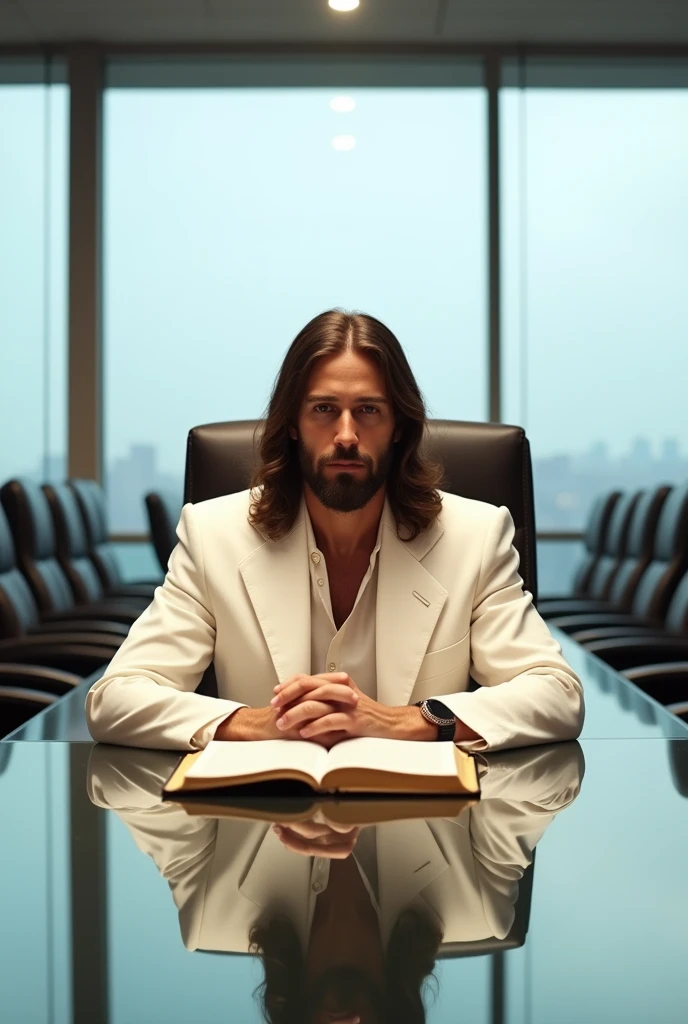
top-left (87, 309), bottom-right (583, 752)
top-left (88, 742), bottom-right (584, 1023)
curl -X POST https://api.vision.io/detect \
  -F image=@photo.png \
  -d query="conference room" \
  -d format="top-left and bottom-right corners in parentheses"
top-left (2, 1), bottom-right (688, 1022)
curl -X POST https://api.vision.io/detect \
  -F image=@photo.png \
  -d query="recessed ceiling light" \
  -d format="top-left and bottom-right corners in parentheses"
top-left (331, 135), bottom-right (357, 151)
top-left (329, 0), bottom-right (360, 12)
top-left (329, 96), bottom-right (356, 113)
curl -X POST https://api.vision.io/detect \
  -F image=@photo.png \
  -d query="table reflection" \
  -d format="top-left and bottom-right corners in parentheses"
top-left (88, 741), bottom-right (583, 1024)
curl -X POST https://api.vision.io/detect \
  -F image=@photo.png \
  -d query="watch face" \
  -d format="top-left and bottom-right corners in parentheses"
top-left (425, 699), bottom-right (454, 723)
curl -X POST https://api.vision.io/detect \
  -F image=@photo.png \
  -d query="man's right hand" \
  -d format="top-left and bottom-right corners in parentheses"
top-left (214, 673), bottom-right (358, 745)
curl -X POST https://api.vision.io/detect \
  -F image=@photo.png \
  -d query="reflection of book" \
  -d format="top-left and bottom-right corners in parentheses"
top-left (170, 793), bottom-right (477, 826)
top-left (164, 737), bottom-right (480, 800)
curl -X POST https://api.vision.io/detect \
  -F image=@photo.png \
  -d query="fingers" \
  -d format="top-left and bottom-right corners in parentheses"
top-left (273, 683), bottom-right (358, 710)
top-left (299, 712), bottom-right (351, 739)
top-left (272, 672), bottom-right (354, 708)
top-left (276, 700), bottom-right (335, 731)
top-left (272, 823), bottom-right (359, 859)
top-left (278, 820), bottom-right (359, 839)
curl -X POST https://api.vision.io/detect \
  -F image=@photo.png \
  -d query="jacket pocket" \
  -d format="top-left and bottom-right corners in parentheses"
top-left (415, 632), bottom-right (470, 683)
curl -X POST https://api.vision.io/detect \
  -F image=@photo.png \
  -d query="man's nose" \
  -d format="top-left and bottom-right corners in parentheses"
top-left (334, 412), bottom-right (359, 447)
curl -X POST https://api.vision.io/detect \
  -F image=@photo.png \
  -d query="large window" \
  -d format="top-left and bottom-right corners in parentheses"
top-left (103, 58), bottom-right (488, 532)
top-left (501, 59), bottom-right (688, 535)
top-left (0, 59), bottom-right (69, 486)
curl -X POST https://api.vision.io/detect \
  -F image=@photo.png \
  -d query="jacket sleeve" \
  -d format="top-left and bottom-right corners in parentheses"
top-left (85, 503), bottom-right (247, 749)
top-left (432, 506), bottom-right (585, 752)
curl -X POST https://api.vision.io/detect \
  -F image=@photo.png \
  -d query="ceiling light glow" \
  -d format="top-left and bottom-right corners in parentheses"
top-left (328, 0), bottom-right (360, 12)
top-left (329, 95), bottom-right (356, 113)
top-left (331, 134), bottom-right (357, 151)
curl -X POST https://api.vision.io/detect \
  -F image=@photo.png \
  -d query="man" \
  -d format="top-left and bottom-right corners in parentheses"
top-left (86, 309), bottom-right (584, 751)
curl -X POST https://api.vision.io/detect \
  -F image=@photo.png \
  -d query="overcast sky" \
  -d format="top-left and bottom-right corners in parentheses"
top-left (1, 82), bottom-right (687, 483)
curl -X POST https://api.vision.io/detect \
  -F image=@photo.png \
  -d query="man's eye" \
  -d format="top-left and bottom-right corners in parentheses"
top-left (361, 406), bottom-right (380, 415)
top-left (313, 405), bottom-right (332, 413)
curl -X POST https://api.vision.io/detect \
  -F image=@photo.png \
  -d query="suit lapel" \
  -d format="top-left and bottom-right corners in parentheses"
top-left (376, 505), bottom-right (448, 707)
top-left (238, 506), bottom-right (311, 683)
top-left (376, 819), bottom-right (449, 945)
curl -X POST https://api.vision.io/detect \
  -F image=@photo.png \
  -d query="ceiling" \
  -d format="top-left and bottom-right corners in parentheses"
top-left (1, 0), bottom-right (688, 47)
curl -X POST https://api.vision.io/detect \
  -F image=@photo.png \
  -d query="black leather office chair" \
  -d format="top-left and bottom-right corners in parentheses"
top-left (550, 483), bottom-right (688, 637)
top-left (145, 491), bottom-right (182, 573)
top-left (539, 490), bottom-right (647, 620)
top-left (538, 490), bottom-right (621, 605)
top-left (184, 418), bottom-right (538, 598)
top-left (68, 478), bottom-right (162, 596)
top-left (0, 479), bottom-right (145, 629)
top-left (42, 483), bottom-right (152, 610)
top-left (538, 490), bottom-right (623, 613)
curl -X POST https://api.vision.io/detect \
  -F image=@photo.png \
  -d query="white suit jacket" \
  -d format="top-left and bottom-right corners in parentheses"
top-left (86, 488), bottom-right (584, 751)
top-left (87, 742), bottom-right (584, 954)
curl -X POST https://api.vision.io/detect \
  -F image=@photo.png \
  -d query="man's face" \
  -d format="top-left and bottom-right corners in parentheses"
top-left (291, 350), bottom-right (401, 513)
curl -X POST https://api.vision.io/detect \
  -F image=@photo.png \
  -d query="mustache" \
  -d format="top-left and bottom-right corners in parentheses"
top-left (321, 449), bottom-right (371, 466)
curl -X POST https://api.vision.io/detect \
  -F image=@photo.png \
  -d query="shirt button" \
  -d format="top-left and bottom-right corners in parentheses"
top-left (328, 662), bottom-right (336, 672)
top-left (311, 552), bottom-right (321, 564)
top-left (312, 881), bottom-right (323, 893)
top-left (317, 578), bottom-right (324, 586)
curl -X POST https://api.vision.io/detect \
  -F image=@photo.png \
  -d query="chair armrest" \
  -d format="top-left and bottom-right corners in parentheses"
top-left (571, 625), bottom-right (669, 645)
top-left (667, 702), bottom-right (688, 722)
top-left (539, 599), bottom-right (611, 619)
top-left (0, 663), bottom-right (81, 696)
top-left (586, 637), bottom-right (688, 672)
top-left (42, 605), bottom-right (140, 626)
top-left (106, 584), bottom-right (158, 599)
top-left (547, 613), bottom-right (653, 635)
top-left (0, 637), bottom-right (117, 676)
top-left (622, 662), bottom-right (688, 707)
top-left (31, 619), bottom-right (130, 639)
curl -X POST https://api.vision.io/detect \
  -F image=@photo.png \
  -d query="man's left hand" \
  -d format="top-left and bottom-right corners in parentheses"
top-left (272, 672), bottom-right (435, 742)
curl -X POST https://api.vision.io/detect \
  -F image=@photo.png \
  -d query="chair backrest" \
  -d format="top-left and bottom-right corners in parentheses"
top-left (0, 504), bottom-right (42, 640)
top-left (0, 478), bottom-right (76, 614)
top-left (42, 483), bottom-right (107, 604)
top-left (68, 479), bottom-right (123, 589)
top-left (184, 418), bottom-right (538, 600)
top-left (607, 485), bottom-right (671, 610)
top-left (665, 571), bottom-right (688, 636)
top-left (586, 490), bottom-right (642, 600)
top-left (571, 490), bottom-right (622, 597)
top-left (630, 482), bottom-right (688, 622)
top-left (145, 491), bottom-right (182, 573)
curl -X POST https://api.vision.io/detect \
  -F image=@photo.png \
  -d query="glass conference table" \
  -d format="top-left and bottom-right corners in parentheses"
top-left (2, 630), bottom-right (688, 1024)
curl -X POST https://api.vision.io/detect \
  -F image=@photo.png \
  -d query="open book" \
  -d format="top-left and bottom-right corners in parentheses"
top-left (164, 737), bottom-right (480, 801)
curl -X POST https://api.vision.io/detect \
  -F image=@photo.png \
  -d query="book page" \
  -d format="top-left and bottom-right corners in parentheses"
top-left (324, 737), bottom-right (460, 779)
top-left (184, 740), bottom-right (328, 784)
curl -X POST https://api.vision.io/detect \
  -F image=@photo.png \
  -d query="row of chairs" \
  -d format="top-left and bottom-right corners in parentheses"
top-left (0, 478), bottom-right (164, 736)
top-left (546, 484), bottom-right (688, 718)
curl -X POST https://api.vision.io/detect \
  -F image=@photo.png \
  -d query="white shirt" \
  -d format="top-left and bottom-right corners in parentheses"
top-left (304, 496), bottom-right (387, 699)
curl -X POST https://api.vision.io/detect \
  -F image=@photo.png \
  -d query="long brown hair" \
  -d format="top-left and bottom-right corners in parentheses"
top-left (248, 906), bottom-right (442, 1024)
top-left (248, 310), bottom-right (443, 541)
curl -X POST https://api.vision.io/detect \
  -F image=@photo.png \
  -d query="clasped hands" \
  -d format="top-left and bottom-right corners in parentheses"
top-left (270, 671), bottom-right (398, 748)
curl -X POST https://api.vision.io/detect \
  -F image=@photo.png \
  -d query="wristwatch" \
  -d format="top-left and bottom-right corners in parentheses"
top-left (414, 699), bottom-right (456, 741)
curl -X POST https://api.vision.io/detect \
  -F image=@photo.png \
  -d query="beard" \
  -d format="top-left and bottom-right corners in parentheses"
top-left (297, 439), bottom-right (395, 513)
top-left (306, 965), bottom-right (385, 1023)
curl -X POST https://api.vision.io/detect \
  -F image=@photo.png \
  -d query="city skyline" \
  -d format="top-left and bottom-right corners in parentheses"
top-left (12, 431), bottom-right (688, 535)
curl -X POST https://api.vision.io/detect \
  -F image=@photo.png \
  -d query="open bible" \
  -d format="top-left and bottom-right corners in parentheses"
top-left (163, 737), bottom-right (480, 803)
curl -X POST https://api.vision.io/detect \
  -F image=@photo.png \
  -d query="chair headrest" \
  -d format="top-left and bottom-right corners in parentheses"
top-left (583, 491), bottom-right (621, 555)
top-left (0, 478), bottom-right (57, 561)
top-left (653, 482), bottom-right (688, 562)
top-left (0, 506), bottom-right (17, 574)
top-left (625, 486), bottom-right (671, 558)
top-left (43, 484), bottom-right (91, 559)
top-left (184, 419), bottom-right (537, 598)
top-left (68, 479), bottom-right (108, 545)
